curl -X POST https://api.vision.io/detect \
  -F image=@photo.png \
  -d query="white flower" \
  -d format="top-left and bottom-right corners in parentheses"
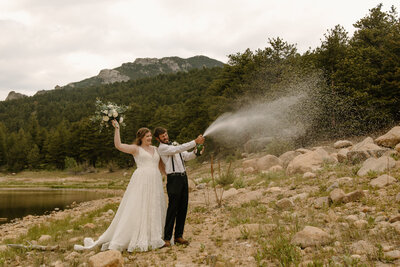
top-left (112, 110), bottom-right (118, 118)
top-left (103, 116), bottom-right (110, 122)
top-left (108, 111), bottom-right (113, 117)
top-left (119, 117), bottom-right (124, 123)
top-left (102, 110), bottom-right (108, 115)
top-left (172, 141), bottom-right (179, 146)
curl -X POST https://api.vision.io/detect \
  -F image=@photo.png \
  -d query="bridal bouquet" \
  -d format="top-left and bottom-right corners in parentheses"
top-left (91, 98), bottom-right (128, 130)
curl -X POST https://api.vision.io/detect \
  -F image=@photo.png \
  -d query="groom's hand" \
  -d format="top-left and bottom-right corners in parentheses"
top-left (195, 135), bottom-right (205, 144)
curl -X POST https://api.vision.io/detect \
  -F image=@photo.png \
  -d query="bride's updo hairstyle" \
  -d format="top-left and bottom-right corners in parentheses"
top-left (135, 127), bottom-right (151, 145)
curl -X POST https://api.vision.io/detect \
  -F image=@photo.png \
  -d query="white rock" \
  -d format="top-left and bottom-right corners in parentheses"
top-left (287, 148), bottom-right (336, 175)
top-left (38, 234), bottom-right (52, 243)
top-left (279, 151), bottom-right (301, 168)
top-left (337, 148), bottom-right (350, 163)
top-left (384, 250), bottom-right (400, 259)
top-left (291, 226), bottom-right (330, 248)
top-left (345, 215), bottom-right (359, 222)
top-left (329, 188), bottom-right (345, 203)
top-left (88, 250), bottom-right (124, 267)
top-left (222, 188), bottom-right (239, 199)
top-left (276, 198), bottom-right (294, 209)
top-left (375, 126), bottom-right (400, 148)
top-left (357, 156), bottom-right (396, 176)
top-left (303, 172), bottom-right (316, 179)
top-left (370, 174), bottom-right (397, 188)
top-left (334, 140), bottom-right (353, 149)
top-left (353, 219), bottom-right (368, 229)
top-left (268, 165), bottom-right (283, 172)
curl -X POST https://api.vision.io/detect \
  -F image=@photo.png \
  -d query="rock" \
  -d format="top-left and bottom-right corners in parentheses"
top-left (357, 156), bottom-right (396, 176)
top-left (347, 137), bottom-right (387, 163)
top-left (268, 165), bottom-right (283, 172)
top-left (392, 221), bottom-right (400, 234)
top-left (84, 223), bottom-right (96, 229)
top-left (353, 220), bottom-right (368, 229)
top-left (303, 172), bottom-right (316, 179)
top-left (375, 126), bottom-right (400, 148)
top-left (384, 250), bottom-right (400, 259)
top-left (334, 140), bottom-right (353, 149)
top-left (350, 240), bottom-right (375, 255)
top-left (370, 174), bottom-right (397, 188)
top-left (266, 187), bottom-right (282, 193)
top-left (38, 234), bottom-right (52, 243)
top-left (98, 69), bottom-right (130, 85)
top-left (296, 148), bottom-right (312, 154)
top-left (279, 151), bottom-right (301, 168)
top-left (286, 148), bottom-right (336, 175)
top-left (196, 183), bottom-right (206, 190)
top-left (314, 197), bottom-right (329, 209)
top-left (337, 148), bottom-right (349, 163)
top-left (343, 190), bottom-right (365, 203)
top-left (276, 198), bottom-right (294, 209)
top-left (345, 215), bottom-right (359, 222)
top-left (327, 181), bottom-right (339, 192)
top-left (0, 245), bottom-right (8, 252)
top-left (52, 260), bottom-right (64, 267)
top-left (88, 250), bottom-right (124, 267)
top-left (395, 143), bottom-right (400, 153)
top-left (329, 189), bottom-right (346, 203)
top-left (106, 209), bottom-right (115, 216)
top-left (5, 91), bottom-right (28, 101)
top-left (291, 226), bottom-right (330, 248)
top-left (222, 188), bottom-right (239, 199)
top-left (256, 155), bottom-right (282, 171)
top-left (242, 159), bottom-right (257, 169)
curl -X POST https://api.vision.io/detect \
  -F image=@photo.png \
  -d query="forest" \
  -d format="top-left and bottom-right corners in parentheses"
top-left (0, 4), bottom-right (399, 172)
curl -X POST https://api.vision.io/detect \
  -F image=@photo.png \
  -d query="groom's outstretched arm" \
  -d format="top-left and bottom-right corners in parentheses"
top-left (158, 140), bottom-right (196, 156)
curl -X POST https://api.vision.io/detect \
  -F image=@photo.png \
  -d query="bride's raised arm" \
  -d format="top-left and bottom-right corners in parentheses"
top-left (112, 120), bottom-right (138, 155)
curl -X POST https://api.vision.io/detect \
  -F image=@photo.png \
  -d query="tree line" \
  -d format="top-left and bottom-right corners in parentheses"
top-left (0, 4), bottom-right (398, 172)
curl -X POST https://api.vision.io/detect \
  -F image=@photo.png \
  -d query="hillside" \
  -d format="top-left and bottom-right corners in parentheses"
top-left (57, 55), bottom-right (224, 89)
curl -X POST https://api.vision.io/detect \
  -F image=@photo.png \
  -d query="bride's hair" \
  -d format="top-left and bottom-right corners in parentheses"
top-left (135, 127), bottom-right (151, 145)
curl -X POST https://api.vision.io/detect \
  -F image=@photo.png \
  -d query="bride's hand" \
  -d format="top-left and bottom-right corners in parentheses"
top-left (112, 120), bottom-right (119, 129)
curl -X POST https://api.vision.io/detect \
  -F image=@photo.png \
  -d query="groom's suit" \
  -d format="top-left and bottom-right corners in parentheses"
top-left (158, 140), bottom-right (197, 241)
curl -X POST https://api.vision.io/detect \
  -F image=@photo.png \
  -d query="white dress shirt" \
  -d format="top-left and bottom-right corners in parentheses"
top-left (158, 140), bottom-right (197, 174)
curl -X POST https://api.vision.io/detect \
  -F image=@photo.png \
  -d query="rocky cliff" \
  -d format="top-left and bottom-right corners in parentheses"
top-left (5, 91), bottom-right (27, 101)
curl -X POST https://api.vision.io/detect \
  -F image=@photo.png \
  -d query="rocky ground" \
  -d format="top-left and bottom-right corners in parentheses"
top-left (2, 127), bottom-right (400, 266)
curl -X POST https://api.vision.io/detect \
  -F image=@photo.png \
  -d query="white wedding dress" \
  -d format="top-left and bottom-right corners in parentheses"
top-left (74, 146), bottom-right (166, 252)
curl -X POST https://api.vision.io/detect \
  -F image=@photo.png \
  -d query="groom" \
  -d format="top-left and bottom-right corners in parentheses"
top-left (154, 127), bottom-right (205, 247)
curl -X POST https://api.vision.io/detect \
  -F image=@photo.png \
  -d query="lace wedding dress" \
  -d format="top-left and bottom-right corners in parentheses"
top-left (74, 146), bottom-right (166, 252)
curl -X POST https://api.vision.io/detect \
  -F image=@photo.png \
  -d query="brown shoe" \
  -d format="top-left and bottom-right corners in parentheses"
top-left (162, 240), bottom-right (171, 248)
top-left (174, 237), bottom-right (189, 245)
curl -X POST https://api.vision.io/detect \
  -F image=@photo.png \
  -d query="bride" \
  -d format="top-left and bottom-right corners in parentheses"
top-left (74, 120), bottom-right (166, 252)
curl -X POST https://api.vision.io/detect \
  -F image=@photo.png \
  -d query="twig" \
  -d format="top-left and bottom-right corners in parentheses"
top-left (7, 244), bottom-right (59, 251)
top-left (210, 155), bottom-right (222, 207)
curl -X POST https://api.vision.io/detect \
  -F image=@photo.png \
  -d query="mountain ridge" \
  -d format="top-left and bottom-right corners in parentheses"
top-left (4, 55), bottom-right (224, 101)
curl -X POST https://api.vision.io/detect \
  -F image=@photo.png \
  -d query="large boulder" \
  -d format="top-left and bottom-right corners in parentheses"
top-left (357, 156), bottom-right (396, 176)
top-left (291, 226), bottom-right (330, 248)
top-left (337, 148), bottom-right (349, 163)
top-left (286, 148), bottom-right (336, 175)
top-left (347, 137), bottom-right (388, 164)
top-left (370, 174), bottom-right (397, 188)
top-left (375, 126), bottom-right (400, 148)
top-left (279, 151), bottom-right (301, 168)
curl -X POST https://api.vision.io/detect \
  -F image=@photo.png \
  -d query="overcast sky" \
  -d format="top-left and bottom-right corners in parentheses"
top-left (0, 0), bottom-right (398, 101)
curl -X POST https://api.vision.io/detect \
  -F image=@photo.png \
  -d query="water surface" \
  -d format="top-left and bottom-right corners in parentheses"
top-left (0, 188), bottom-right (109, 224)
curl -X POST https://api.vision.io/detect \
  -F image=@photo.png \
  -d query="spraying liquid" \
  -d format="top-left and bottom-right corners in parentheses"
top-left (202, 94), bottom-right (308, 147)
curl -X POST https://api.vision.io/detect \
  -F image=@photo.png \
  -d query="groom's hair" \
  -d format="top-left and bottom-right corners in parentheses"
top-left (153, 127), bottom-right (167, 138)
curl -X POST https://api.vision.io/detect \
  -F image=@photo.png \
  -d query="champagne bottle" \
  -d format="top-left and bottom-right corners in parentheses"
top-left (195, 144), bottom-right (204, 156)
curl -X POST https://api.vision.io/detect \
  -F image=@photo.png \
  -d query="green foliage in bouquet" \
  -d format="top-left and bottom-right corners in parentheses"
top-left (91, 99), bottom-right (128, 131)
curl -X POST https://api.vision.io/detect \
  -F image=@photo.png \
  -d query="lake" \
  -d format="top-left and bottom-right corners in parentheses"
top-left (0, 188), bottom-right (110, 224)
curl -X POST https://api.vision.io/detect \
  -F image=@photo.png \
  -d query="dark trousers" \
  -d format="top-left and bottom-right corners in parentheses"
top-left (164, 173), bottom-right (189, 241)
